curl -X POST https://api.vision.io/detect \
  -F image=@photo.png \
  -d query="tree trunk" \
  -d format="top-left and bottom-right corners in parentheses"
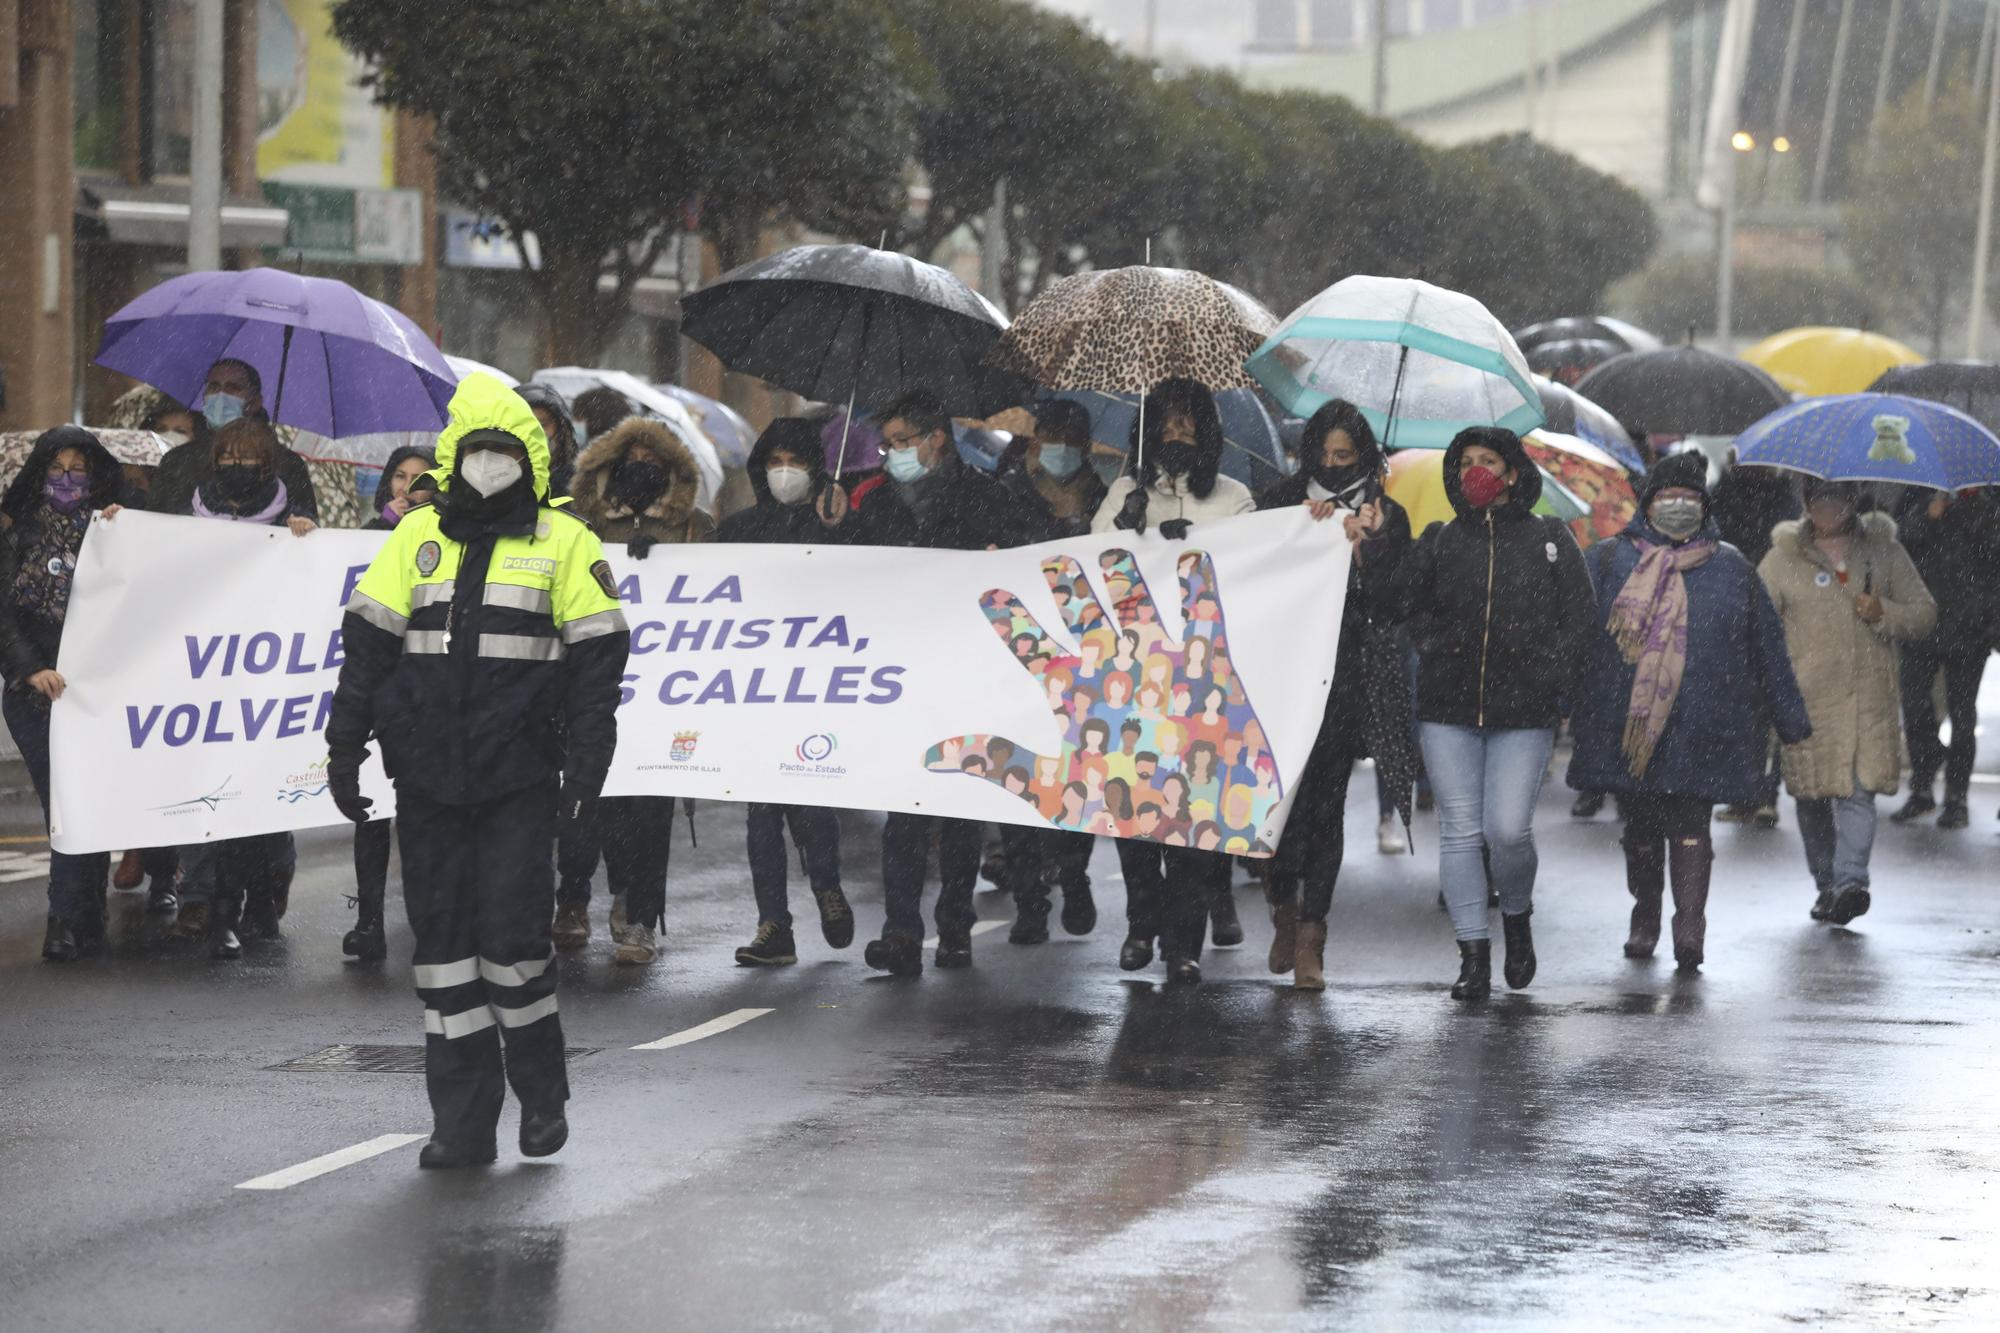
top-left (532, 240), bottom-right (612, 367)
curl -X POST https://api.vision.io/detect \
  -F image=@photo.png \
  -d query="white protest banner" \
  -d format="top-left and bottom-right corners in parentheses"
top-left (50, 507), bottom-right (1350, 856)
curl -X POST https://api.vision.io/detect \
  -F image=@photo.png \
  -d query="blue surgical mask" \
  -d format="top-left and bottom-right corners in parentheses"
top-left (1039, 444), bottom-right (1082, 479)
top-left (884, 446), bottom-right (930, 484)
top-left (204, 393), bottom-right (246, 430)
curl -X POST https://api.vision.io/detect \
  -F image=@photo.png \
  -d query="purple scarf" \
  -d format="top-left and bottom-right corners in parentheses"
top-left (1607, 536), bottom-right (1716, 778)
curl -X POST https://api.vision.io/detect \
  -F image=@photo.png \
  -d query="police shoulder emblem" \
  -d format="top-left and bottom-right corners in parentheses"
top-left (590, 559), bottom-right (617, 597)
top-left (1545, 541), bottom-right (1558, 562)
top-left (415, 540), bottom-right (442, 576)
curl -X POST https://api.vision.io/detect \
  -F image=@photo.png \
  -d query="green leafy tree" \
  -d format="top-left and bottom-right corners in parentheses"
top-left (334, 0), bottom-right (918, 363)
top-left (1846, 82), bottom-right (1984, 356)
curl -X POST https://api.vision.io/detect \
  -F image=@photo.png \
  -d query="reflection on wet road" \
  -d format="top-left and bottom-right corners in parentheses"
top-left (1, 767), bottom-right (1995, 1330)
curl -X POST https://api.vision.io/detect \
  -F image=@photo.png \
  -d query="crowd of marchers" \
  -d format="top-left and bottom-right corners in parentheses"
top-left (9, 362), bottom-right (1984, 1014)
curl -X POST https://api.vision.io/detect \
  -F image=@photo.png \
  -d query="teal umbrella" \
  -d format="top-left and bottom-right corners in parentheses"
top-left (1246, 275), bottom-right (1544, 448)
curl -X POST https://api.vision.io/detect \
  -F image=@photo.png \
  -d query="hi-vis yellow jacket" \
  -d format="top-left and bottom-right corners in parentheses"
top-left (327, 374), bottom-right (629, 804)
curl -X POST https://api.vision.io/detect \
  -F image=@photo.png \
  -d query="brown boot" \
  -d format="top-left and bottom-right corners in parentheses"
top-left (113, 849), bottom-right (145, 891)
top-left (1667, 835), bottom-right (1712, 971)
top-left (1294, 920), bottom-right (1327, 991)
top-left (552, 900), bottom-right (590, 951)
top-left (1267, 899), bottom-right (1297, 974)
top-left (1622, 835), bottom-right (1665, 958)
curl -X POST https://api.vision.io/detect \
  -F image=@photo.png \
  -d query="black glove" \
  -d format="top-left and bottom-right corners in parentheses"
top-left (1113, 488), bottom-right (1150, 533)
top-left (627, 534), bottom-right (657, 561)
top-left (327, 753), bottom-right (373, 824)
top-left (1158, 517), bottom-right (1192, 541)
top-left (556, 778), bottom-right (597, 833)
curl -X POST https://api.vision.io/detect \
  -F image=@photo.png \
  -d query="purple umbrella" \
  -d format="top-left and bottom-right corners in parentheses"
top-left (94, 269), bottom-right (455, 438)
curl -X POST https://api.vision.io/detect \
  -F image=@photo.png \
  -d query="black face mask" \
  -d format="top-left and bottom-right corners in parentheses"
top-left (611, 459), bottom-right (669, 508)
top-left (1314, 459), bottom-right (1370, 492)
top-left (1158, 441), bottom-right (1196, 477)
top-left (215, 464), bottom-right (267, 501)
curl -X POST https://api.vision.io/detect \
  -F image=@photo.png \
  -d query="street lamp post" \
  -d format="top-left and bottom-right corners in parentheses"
top-left (1718, 132), bottom-right (1754, 353)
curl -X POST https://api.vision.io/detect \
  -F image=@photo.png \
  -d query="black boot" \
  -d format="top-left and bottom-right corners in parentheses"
top-left (934, 926), bottom-right (973, 969)
top-left (1164, 956), bottom-right (1202, 986)
top-left (1450, 939), bottom-right (1491, 1002)
top-left (41, 916), bottom-right (80, 963)
top-left (1889, 792), bottom-right (1936, 823)
top-left (418, 1138), bottom-right (497, 1170)
top-left (1809, 887), bottom-right (1837, 921)
top-left (1209, 890), bottom-right (1244, 947)
top-left (1501, 910), bottom-right (1537, 989)
top-left (519, 1109), bottom-right (569, 1158)
top-left (1119, 934), bottom-right (1154, 971)
top-left (240, 891), bottom-right (281, 942)
top-left (1938, 799), bottom-right (1970, 830)
top-left (863, 931), bottom-right (923, 977)
top-left (1009, 904), bottom-right (1050, 945)
top-left (1571, 790), bottom-right (1605, 818)
top-left (147, 879), bottom-right (178, 916)
top-left (1059, 885), bottom-right (1097, 937)
top-left (342, 897), bottom-right (387, 962)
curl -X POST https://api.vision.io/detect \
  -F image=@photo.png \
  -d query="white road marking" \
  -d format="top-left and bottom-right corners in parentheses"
top-left (923, 919), bottom-right (1007, 949)
top-left (235, 1133), bottom-right (426, 1191)
top-left (0, 850), bottom-right (52, 883)
top-left (631, 1007), bottom-right (775, 1051)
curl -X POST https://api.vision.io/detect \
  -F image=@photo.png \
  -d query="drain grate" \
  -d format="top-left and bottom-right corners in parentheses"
top-left (269, 1044), bottom-right (601, 1074)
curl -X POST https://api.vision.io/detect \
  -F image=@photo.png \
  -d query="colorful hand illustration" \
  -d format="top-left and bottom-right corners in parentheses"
top-left (925, 548), bottom-right (1282, 855)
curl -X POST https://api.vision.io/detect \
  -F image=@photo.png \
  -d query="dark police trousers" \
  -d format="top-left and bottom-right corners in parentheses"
top-left (400, 783), bottom-right (566, 1150)
top-left (997, 824), bottom-right (1092, 920)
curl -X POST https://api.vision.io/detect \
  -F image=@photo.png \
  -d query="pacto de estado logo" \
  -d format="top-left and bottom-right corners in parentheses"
top-left (796, 733), bottom-right (837, 763)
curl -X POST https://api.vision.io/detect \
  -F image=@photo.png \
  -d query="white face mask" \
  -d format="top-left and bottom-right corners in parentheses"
top-left (459, 449), bottom-right (524, 498)
top-left (767, 465), bottom-right (811, 506)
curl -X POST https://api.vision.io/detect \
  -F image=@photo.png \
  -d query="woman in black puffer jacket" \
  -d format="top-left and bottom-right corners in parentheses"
top-left (1399, 426), bottom-right (1596, 1002)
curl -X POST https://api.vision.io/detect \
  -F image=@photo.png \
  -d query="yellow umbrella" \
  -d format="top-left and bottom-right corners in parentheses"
top-left (1741, 326), bottom-right (1923, 397)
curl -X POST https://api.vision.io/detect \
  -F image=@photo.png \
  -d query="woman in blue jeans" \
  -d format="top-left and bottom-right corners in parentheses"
top-left (0, 427), bottom-right (129, 962)
top-left (1400, 428), bottom-right (1596, 1001)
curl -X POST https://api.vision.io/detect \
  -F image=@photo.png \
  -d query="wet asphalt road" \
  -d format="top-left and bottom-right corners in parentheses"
top-left (2, 751), bottom-right (1997, 1331)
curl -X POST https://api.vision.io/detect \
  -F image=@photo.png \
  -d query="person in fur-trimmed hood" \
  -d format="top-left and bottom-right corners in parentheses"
top-left (567, 414), bottom-right (716, 554)
top-left (552, 412), bottom-right (713, 965)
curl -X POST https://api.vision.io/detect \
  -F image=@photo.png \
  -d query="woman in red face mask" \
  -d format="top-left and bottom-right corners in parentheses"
top-left (1399, 427), bottom-right (1597, 1002)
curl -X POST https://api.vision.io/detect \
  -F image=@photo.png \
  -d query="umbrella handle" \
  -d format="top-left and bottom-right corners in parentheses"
top-left (832, 382), bottom-right (858, 481)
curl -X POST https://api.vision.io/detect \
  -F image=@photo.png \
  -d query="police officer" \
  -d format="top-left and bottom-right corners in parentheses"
top-left (326, 374), bottom-right (629, 1169)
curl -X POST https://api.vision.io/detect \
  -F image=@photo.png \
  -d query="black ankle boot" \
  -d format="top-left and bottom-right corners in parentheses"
top-left (343, 899), bottom-right (387, 962)
top-left (41, 916), bottom-right (80, 963)
top-left (1450, 939), bottom-right (1491, 1002)
top-left (1209, 893), bottom-right (1244, 947)
top-left (1501, 910), bottom-right (1537, 989)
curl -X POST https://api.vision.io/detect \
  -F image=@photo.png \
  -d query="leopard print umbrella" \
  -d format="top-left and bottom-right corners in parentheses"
top-left (986, 267), bottom-right (1281, 394)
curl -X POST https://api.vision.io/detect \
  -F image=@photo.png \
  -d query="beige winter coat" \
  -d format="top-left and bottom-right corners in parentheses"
top-left (1758, 513), bottom-right (1936, 799)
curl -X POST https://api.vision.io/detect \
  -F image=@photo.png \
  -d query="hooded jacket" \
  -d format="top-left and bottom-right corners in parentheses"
top-left (0, 427), bottom-right (124, 689)
top-left (515, 381), bottom-right (579, 498)
top-left (1567, 512), bottom-right (1810, 802)
top-left (151, 420), bottom-right (320, 522)
top-left (328, 374), bottom-right (630, 805)
top-left (567, 416), bottom-right (715, 546)
top-left (714, 418), bottom-right (831, 545)
top-left (1397, 429), bottom-right (1597, 730)
top-left (1759, 511), bottom-right (1936, 799)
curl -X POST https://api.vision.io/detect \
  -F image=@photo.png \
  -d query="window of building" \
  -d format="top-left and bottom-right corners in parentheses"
top-left (74, 0), bottom-right (125, 172)
top-left (1308, 0), bottom-right (1355, 47)
top-left (1252, 0), bottom-right (1301, 48)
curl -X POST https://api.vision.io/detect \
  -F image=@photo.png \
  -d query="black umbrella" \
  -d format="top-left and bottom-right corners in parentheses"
top-left (1525, 337), bottom-right (1626, 380)
top-left (1575, 347), bottom-right (1791, 439)
top-left (1869, 362), bottom-right (2000, 432)
top-left (1532, 375), bottom-right (1644, 473)
top-left (678, 243), bottom-right (1033, 422)
top-left (1513, 315), bottom-right (1662, 355)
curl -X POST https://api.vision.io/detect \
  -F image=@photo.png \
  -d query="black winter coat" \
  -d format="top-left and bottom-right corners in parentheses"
top-left (151, 433), bottom-right (320, 521)
top-left (841, 448), bottom-right (1033, 551)
top-left (998, 460), bottom-right (1108, 543)
top-left (1399, 435), bottom-right (1597, 730)
top-left (1895, 489), bottom-right (2000, 656)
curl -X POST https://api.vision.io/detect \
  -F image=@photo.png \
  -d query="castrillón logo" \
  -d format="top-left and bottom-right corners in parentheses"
top-left (276, 759), bottom-right (330, 803)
